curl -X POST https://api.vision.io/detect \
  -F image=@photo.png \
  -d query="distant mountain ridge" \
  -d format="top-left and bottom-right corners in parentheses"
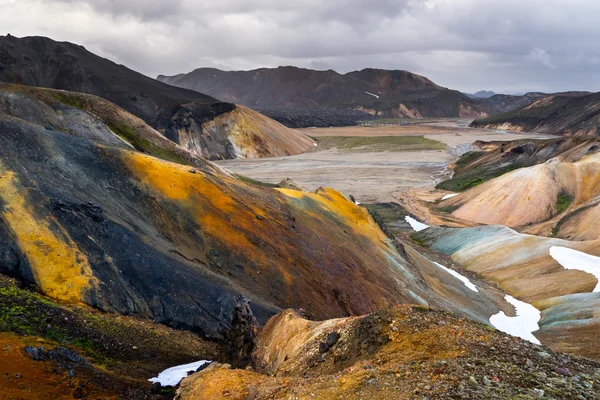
top-left (471, 91), bottom-right (600, 135)
top-left (158, 66), bottom-right (491, 120)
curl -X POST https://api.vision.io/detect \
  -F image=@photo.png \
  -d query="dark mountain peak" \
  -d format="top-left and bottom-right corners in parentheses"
top-left (469, 90), bottom-right (496, 99)
top-left (0, 34), bottom-right (219, 119)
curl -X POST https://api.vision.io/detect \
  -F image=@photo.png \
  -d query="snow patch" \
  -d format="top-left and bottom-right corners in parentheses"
top-left (549, 246), bottom-right (600, 292)
top-left (149, 360), bottom-right (210, 387)
top-left (490, 295), bottom-right (541, 345)
top-left (364, 91), bottom-right (380, 99)
top-left (405, 216), bottom-right (429, 232)
top-left (441, 193), bottom-right (458, 200)
top-left (434, 262), bottom-right (478, 292)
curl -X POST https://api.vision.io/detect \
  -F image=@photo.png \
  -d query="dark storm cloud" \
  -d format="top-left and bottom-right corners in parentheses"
top-left (1, 0), bottom-right (599, 93)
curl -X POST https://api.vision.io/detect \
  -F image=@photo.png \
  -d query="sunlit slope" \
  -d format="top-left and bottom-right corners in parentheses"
top-left (437, 147), bottom-right (600, 232)
top-left (200, 105), bottom-right (315, 158)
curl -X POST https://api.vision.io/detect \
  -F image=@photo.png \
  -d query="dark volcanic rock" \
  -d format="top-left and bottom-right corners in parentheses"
top-left (25, 346), bottom-right (88, 364)
top-left (226, 296), bottom-right (260, 368)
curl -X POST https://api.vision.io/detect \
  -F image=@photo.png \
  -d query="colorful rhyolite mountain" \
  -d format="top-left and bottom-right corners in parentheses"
top-left (0, 82), bottom-right (521, 344)
top-left (408, 137), bottom-right (600, 360)
top-left (0, 35), bottom-right (314, 159)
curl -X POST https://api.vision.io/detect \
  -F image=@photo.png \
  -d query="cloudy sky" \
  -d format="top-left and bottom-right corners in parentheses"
top-left (1, 0), bottom-right (599, 94)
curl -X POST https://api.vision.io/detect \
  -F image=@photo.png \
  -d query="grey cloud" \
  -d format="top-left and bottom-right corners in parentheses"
top-left (2, 0), bottom-right (600, 93)
top-left (54, 0), bottom-right (185, 21)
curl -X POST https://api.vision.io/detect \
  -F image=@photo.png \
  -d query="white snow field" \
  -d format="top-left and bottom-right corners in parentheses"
top-left (149, 360), bottom-right (211, 387)
top-left (489, 295), bottom-right (541, 345)
top-left (549, 246), bottom-right (600, 292)
top-left (434, 262), bottom-right (479, 292)
top-left (405, 216), bottom-right (430, 232)
top-left (441, 193), bottom-right (458, 200)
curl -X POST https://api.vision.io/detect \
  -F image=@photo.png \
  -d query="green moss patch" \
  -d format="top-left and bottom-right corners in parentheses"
top-left (313, 136), bottom-right (447, 152)
top-left (233, 174), bottom-right (278, 188)
top-left (0, 276), bottom-right (218, 371)
top-left (556, 191), bottom-right (574, 215)
top-left (436, 165), bottom-right (519, 192)
top-left (435, 205), bottom-right (461, 214)
top-left (454, 151), bottom-right (485, 169)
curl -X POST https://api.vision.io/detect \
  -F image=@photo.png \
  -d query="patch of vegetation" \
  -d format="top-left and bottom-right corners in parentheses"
top-left (409, 234), bottom-right (425, 246)
top-left (454, 151), bottom-right (485, 170)
top-left (50, 91), bottom-right (90, 110)
top-left (358, 117), bottom-right (441, 125)
top-left (0, 276), bottom-right (217, 370)
top-left (0, 282), bottom-right (80, 345)
top-left (435, 205), bottom-right (461, 214)
top-left (436, 165), bottom-right (520, 192)
top-left (436, 176), bottom-right (485, 192)
top-left (555, 190), bottom-right (573, 215)
top-left (551, 201), bottom-right (593, 237)
top-left (107, 121), bottom-right (188, 165)
top-left (233, 174), bottom-right (278, 188)
top-left (49, 90), bottom-right (191, 166)
top-left (313, 136), bottom-right (447, 152)
top-left (412, 305), bottom-right (432, 313)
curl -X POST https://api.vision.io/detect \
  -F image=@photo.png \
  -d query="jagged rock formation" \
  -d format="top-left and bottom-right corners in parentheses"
top-left (158, 66), bottom-right (491, 119)
top-left (471, 91), bottom-right (600, 135)
top-left (176, 306), bottom-right (600, 399)
top-left (0, 35), bottom-right (314, 159)
top-left (225, 296), bottom-right (260, 368)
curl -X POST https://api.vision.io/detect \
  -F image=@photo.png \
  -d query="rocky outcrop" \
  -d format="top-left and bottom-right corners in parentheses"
top-left (225, 296), bottom-right (260, 368)
top-left (176, 306), bottom-right (600, 399)
top-left (0, 275), bottom-right (220, 399)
